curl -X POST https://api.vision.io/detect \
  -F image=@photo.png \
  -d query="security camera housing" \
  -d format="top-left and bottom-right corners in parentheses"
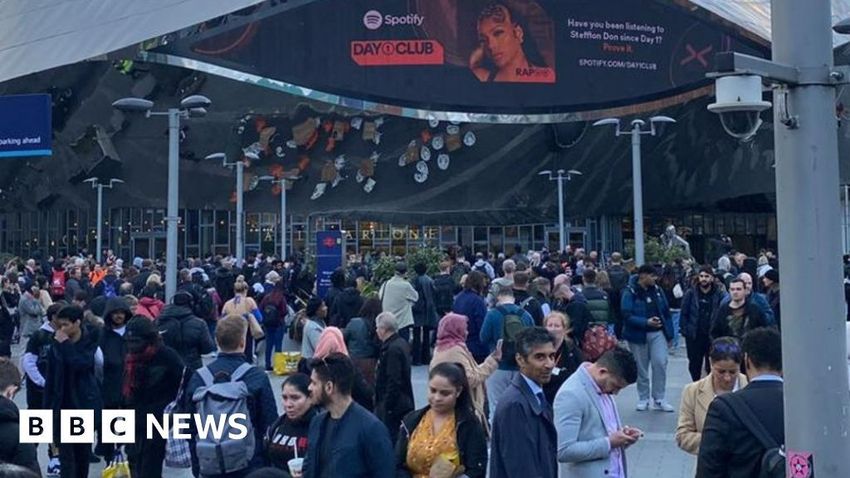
top-left (707, 75), bottom-right (772, 140)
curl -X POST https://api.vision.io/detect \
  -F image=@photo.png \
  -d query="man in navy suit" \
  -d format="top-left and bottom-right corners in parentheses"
top-left (489, 326), bottom-right (558, 478)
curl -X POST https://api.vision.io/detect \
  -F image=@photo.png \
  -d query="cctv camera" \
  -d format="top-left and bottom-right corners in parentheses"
top-left (708, 75), bottom-right (771, 140)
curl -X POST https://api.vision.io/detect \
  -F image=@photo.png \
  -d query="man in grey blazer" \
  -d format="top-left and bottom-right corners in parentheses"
top-left (554, 347), bottom-right (640, 478)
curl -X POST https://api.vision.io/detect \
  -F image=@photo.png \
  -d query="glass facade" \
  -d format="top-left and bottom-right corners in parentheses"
top-left (0, 208), bottom-right (778, 261)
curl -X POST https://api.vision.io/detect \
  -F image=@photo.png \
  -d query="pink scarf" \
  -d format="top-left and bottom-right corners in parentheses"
top-left (435, 313), bottom-right (469, 352)
top-left (313, 327), bottom-right (348, 359)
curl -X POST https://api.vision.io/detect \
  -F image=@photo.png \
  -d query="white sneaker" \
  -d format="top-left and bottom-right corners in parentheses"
top-left (653, 400), bottom-right (675, 412)
top-left (635, 400), bottom-right (650, 411)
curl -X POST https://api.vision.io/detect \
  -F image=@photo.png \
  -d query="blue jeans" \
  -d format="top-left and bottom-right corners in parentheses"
top-left (264, 326), bottom-right (284, 369)
top-left (671, 310), bottom-right (681, 348)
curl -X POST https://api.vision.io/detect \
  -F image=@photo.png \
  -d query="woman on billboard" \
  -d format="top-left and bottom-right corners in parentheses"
top-left (468, 2), bottom-right (555, 83)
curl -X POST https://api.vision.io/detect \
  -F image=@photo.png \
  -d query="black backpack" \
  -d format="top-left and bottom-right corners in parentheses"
top-left (724, 393), bottom-right (785, 478)
top-left (607, 266), bottom-right (629, 292)
top-left (262, 304), bottom-right (282, 328)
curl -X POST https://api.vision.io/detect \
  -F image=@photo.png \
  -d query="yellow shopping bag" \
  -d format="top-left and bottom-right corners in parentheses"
top-left (102, 451), bottom-right (131, 478)
top-left (272, 352), bottom-right (288, 375)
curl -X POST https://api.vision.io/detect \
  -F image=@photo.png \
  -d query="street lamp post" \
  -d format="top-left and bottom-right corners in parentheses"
top-left (259, 175), bottom-right (300, 260)
top-left (83, 177), bottom-right (124, 264)
top-left (206, 152), bottom-right (260, 267)
top-left (592, 116), bottom-right (676, 265)
top-left (112, 95), bottom-right (211, 302)
top-left (538, 169), bottom-right (582, 252)
top-left (705, 3), bottom-right (850, 472)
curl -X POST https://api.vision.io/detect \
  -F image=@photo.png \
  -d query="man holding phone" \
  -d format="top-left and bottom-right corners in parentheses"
top-left (621, 265), bottom-right (675, 412)
top-left (554, 347), bottom-right (640, 477)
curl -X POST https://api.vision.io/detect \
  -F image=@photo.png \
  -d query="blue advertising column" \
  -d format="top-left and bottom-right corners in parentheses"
top-left (316, 230), bottom-right (343, 299)
top-left (0, 94), bottom-right (52, 158)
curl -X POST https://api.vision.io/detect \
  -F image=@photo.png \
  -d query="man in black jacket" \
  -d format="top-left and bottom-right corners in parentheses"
top-left (374, 311), bottom-right (414, 442)
top-left (177, 268), bottom-right (214, 323)
top-left (710, 279), bottom-right (769, 341)
top-left (45, 305), bottom-right (102, 478)
top-left (410, 262), bottom-right (439, 365)
top-left (697, 327), bottom-right (784, 478)
top-left (0, 357), bottom-right (40, 475)
top-left (157, 291), bottom-right (215, 371)
top-left (680, 266), bottom-right (725, 381)
top-left (433, 261), bottom-right (458, 316)
top-left (513, 270), bottom-right (545, 326)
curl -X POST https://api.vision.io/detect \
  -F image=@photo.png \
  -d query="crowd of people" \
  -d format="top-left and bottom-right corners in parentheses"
top-left (0, 241), bottom-right (831, 477)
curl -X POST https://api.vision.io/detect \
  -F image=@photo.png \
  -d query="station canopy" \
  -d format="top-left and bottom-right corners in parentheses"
top-left (1, 0), bottom-right (850, 225)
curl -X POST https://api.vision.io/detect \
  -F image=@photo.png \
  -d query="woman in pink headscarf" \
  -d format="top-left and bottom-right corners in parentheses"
top-left (313, 326), bottom-right (348, 359)
top-left (429, 312), bottom-right (502, 431)
top-left (299, 326), bottom-right (375, 410)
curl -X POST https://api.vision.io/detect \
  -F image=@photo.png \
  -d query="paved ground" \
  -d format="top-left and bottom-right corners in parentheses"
top-left (12, 340), bottom-right (696, 477)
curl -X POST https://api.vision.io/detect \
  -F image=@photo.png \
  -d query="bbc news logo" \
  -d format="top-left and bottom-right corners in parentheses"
top-left (363, 10), bottom-right (425, 30)
top-left (19, 410), bottom-right (249, 444)
top-left (363, 10), bottom-right (383, 30)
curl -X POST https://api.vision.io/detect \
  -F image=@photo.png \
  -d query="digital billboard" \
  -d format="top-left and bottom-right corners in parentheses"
top-left (156, 0), bottom-right (768, 115)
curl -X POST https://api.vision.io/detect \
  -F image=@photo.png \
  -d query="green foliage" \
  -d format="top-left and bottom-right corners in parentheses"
top-left (359, 281), bottom-right (379, 299)
top-left (406, 247), bottom-right (444, 276)
top-left (371, 255), bottom-right (398, 286)
top-left (370, 247), bottom-right (446, 286)
top-left (625, 236), bottom-right (691, 265)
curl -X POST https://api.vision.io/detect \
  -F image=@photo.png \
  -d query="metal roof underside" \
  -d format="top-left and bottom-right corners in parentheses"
top-left (692, 0), bottom-right (850, 46)
top-left (0, 0), bottom-right (266, 83)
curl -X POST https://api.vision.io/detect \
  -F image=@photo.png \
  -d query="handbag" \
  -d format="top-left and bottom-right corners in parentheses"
top-left (581, 324), bottom-right (618, 362)
top-left (164, 368), bottom-right (192, 468)
top-left (102, 448), bottom-right (131, 478)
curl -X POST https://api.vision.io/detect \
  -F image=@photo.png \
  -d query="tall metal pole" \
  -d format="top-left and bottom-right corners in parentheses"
top-left (772, 0), bottom-right (850, 475)
top-left (235, 160), bottom-right (244, 267)
top-left (631, 125), bottom-right (645, 265)
top-left (557, 172), bottom-right (566, 252)
top-left (841, 184), bottom-right (850, 254)
top-left (95, 183), bottom-right (103, 264)
top-left (165, 108), bottom-right (180, 303)
top-left (280, 182), bottom-right (287, 260)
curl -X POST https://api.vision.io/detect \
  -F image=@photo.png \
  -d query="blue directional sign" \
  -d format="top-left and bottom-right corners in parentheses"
top-left (0, 94), bottom-right (52, 158)
top-left (316, 230), bottom-right (343, 299)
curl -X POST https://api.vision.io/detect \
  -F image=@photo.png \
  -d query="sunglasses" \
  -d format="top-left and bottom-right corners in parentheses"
top-left (711, 342), bottom-right (741, 354)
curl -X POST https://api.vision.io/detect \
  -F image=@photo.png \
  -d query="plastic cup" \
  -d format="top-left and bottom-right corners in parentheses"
top-left (288, 457), bottom-right (304, 475)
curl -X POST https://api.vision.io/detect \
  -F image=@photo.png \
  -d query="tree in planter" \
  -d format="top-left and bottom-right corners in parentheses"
top-left (625, 236), bottom-right (691, 266)
top-left (370, 247), bottom-right (446, 287)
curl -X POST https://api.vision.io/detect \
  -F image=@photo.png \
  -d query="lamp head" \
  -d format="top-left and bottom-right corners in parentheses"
top-left (567, 169), bottom-right (583, 176)
top-left (180, 95), bottom-right (212, 110)
top-left (834, 17), bottom-right (850, 34)
top-left (205, 153), bottom-right (226, 162)
top-left (649, 116), bottom-right (676, 124)
top-left (243, 151), bottom-right (260, 161)
top-left (112, 97), bottom-right (154, 112)
top-left (538, 170), bottom-right (553, 176)
top-left (187, 107), bottom-right (207, 118)
top-left (592, 118), bottom-right (620, 128)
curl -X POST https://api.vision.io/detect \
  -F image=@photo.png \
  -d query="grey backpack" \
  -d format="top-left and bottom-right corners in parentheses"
top-left (192, 362), bottom-right (256, 475)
